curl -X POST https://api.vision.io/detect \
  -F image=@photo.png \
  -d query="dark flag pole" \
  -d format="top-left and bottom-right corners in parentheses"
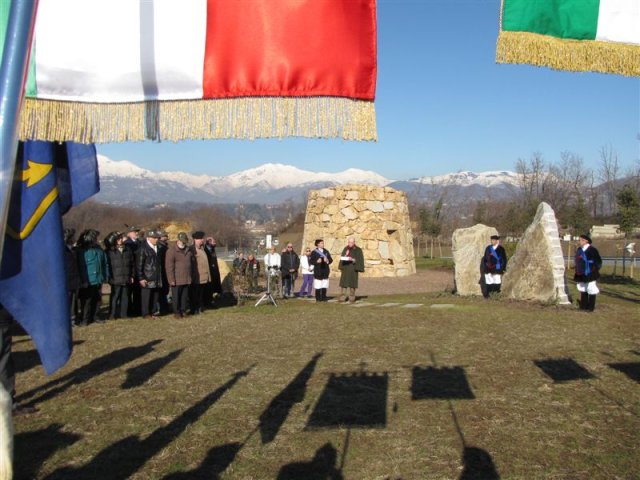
top-left (0, 0), bottom-right (39, 263)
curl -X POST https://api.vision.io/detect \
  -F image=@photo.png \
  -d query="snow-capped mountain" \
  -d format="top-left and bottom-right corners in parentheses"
top-left (409, 170), bottom-right (521, 188)
top-left (95, 156), bottom-right (392, 204)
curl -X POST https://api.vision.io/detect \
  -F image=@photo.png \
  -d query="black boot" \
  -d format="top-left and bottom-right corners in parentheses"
top-left (315, 290), bottom-right (322, 302)
top-left (579, 292), bottom-right (588, 310)
top-left (587, 294), bottom-right (596, 312)
top-left (321, 288), bottom-right (328, 302)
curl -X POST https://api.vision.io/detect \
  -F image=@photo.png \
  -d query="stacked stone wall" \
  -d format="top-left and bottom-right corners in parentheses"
top-left (301, 185), bottom-right (416, 277)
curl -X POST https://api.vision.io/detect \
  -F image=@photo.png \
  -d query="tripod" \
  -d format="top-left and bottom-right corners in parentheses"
top-left (255, 265), bottom-right (278, 307)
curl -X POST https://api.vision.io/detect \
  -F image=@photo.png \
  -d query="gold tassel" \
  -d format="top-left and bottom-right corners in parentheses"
top-left (497, 30), bottom-right (640, 77)
top-left (20, 97), bottom-right (377, 144)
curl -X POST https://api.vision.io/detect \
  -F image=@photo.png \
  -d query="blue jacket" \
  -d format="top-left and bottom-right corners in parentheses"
top-left (80, 247), bottom-right (110, 286)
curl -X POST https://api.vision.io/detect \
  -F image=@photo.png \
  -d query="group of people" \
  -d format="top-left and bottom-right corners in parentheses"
top-left (480, 233), bottom-right (602, 312)
top-left (65, 227), bottom-right (222, 325)
top-left (232, 237), bottom-right (365, 303)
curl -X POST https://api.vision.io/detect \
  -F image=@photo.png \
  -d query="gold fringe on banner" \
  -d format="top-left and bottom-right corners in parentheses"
top-left (20, 97), bottom-right (377, 144)
top-left (496, 30), bottom-right (640, 77)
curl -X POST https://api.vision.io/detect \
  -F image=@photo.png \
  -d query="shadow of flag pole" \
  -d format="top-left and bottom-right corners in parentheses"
top-left (0, 0), bottom-right (38, 261)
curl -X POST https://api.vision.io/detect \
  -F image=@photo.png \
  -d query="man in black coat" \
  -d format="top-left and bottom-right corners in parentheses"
top-left (574, 234), bottom-right (602, 312)
top-left (106, 232), bottom-right (134, 319)
top-left (125, 226), bottom-right (142, 316)
top-left (482, 235), bottom-right (507, 298)
top-left (63, 228), bottom-right (81, 324)
top-left (280, 242), bottom-right (300, 298)
top-left (137, 230), bottom-right (163, 319)
top-left (205, 237), bottom-right (222, 306)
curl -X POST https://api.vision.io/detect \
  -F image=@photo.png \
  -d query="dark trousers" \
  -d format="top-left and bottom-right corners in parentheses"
top-left (68, 290), bottom-right (79, 323)
top-left (109, 284), bottom-right (130, 319)
top-left (0, 321), bottom-right (15, 400)
top-left (129, 282), bottom-right (141, 317)
top-left (159, 282), bottom-right (170, 314)
top-left (141, 287), bottom-right (160, 317)
top-left (79, 285), bottom-right (101, 324)
top-left (190, 283), bottom-right (208, 313)
top-left (172, 285), bottom-right (190, 315)
top-left (282, 274), bottom-right (295, 297)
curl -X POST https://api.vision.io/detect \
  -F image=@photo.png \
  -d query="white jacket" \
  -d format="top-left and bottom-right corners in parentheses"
top-left (264, 252), bottom-right (281, 269)
top-left (300, 255), bottom-right (314, 275)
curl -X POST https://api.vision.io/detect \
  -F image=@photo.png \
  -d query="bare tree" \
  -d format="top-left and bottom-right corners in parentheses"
top-left (599, 144), bottom-right (620, 214)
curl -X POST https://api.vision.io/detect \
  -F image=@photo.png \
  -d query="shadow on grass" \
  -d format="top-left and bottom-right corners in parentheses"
top-left (533, 358), bottom-right (595, 383)
top-left (277, 443), bottom-right (343, 480)
top-left (608, 362), bottom-right (640, 383)
top-left (16, 340), bottom-right (163, 406)
top-left (163, 442), bottom-right (243, 480)
top-left (44, 365), bottom-right (254, 480)
top-left (14, 340), bottom-right (85, 374)
top-left (411, 366), bottom-right (475, 400)
top-left (15, 423), bottom-right (82, 480)
top-left (459, 447), bottom-right (500, 480)
top-left (306, 372), bottom-right (388, 429)
top-left (121, 348), bottom-right (184, 389)
top-left (259, 352), bottom-right (323, 444)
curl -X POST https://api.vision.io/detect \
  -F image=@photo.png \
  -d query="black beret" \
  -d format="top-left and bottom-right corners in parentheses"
top-left (490, 235), bottom-right (500, 240)
top-left (192, 231), bottom-right (205, 240)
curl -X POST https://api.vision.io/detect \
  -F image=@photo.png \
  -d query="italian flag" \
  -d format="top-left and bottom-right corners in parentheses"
top-left (0, 0), bottom-right (377, 143)
top-left (497, 0), bottom-right (640, 77)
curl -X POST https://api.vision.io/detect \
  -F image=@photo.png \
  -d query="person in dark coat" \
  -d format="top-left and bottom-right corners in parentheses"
top-left (280, 243), bottom-right (300, 298)
top-left (157, 231), bottom-right (170, 315)
top-left (125, 226), bottom-right (142, 316)
top-left (481, 235), bottom-right (507, 298)
top-left (574, 234), bottom-right (602, 312)
top-left (63, 228), bottom-right (81, 324)
top-left (338, 237), bottom-right (365, 303)
top-left (205, 237), bottom-right (222, 305)
top-left (106, 231), bottom-right (134, 319)
top-left (165, 232), bottom-right (194, 318)
top-left (137, 230), bottom-right (164, 319)
top-left (77, 229), bottom-right (110, 325)
top-left (309, 239), bottom-right (333, 302)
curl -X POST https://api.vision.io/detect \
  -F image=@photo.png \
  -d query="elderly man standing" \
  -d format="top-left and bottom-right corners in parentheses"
top-left (165, 232), bottom-right (194, 318)
top-left (338, 237), bottom-right (365, 303)
top-left (137, 230), bottom-right (163, 319)
top-left (190, 231), bottom-right (212, 315)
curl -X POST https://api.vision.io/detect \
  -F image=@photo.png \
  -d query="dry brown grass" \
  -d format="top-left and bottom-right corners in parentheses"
top-left (12, 275), bottom-right (640, 479)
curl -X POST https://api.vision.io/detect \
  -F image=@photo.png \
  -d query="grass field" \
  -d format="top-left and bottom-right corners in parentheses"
top-left (12, 274), bottom-right (640, 480)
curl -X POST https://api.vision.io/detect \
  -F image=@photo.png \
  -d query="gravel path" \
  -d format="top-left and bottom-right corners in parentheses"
top-left (326, 269), bottom-right (454, 296)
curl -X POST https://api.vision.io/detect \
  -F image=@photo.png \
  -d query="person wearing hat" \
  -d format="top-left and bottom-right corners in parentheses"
top-left (137, 230), bottom-right (164, 319)
top-left (482, 235), bottom-right (507, 298)
top-left (190, 231), bottom-right (212, 315)
top-left (125, 226), bottom-right (142, 316)
top-left (165, 232), bottom-right (194, 318)
top-left (106, 231), bottom-right (134, 320)
top-left (574, 234), bottom-right (602, 312)
top-left (157, 230), bottom-right (170, 315)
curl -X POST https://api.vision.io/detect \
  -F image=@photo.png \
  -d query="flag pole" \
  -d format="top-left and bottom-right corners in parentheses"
top-left (0, 0), bottom-right (39, 262)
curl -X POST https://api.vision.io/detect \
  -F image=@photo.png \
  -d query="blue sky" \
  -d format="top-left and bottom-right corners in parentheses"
top-left (99, 0), bottom-right (640, 181)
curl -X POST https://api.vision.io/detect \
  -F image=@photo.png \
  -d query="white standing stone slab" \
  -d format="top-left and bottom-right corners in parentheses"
top-left (452, 224), bottom-right (499, 296)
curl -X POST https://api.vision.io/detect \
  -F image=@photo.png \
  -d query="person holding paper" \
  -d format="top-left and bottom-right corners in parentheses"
top-left (338, 237), bottom-right (365, 304)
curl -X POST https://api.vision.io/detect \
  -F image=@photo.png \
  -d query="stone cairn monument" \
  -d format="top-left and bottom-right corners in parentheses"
top-left (502, 202), bottom-right (570, 304)
top-left (452, 224), bottom-right (499, 296)
top-left (301, 185), bottom-right (416, 277)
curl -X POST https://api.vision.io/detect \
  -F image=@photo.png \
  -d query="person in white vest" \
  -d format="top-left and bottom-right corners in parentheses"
top-left (264, 246), bottom-right (282, 297)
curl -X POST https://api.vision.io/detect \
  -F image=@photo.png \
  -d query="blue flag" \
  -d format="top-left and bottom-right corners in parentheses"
top-left (0, 141), bottom-right (99, 374)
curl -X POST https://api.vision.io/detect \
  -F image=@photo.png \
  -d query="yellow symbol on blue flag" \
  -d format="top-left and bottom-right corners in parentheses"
top-left (6, 159), bottom-right (58, 241)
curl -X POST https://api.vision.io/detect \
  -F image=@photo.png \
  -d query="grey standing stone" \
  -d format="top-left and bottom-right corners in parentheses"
top-left (502, 202), bottom-right (570, 304)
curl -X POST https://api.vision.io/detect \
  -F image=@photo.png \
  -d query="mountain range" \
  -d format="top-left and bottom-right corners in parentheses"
top-left (95, 155), bottom-right (521, 205)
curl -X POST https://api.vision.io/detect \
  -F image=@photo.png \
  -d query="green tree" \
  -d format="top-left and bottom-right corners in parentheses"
top-left (616, 185), bottom-right (640, 276)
